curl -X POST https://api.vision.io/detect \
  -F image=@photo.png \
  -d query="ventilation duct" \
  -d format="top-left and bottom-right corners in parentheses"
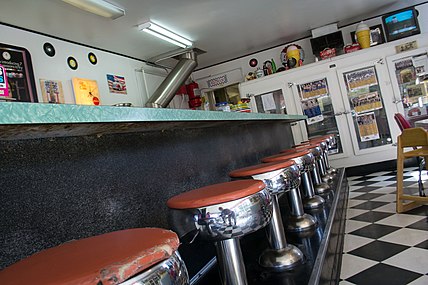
top-left (145, 50), bottom-right (197, 108)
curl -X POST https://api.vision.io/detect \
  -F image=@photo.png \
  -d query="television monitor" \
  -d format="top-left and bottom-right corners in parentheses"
top-left (382, 7), bottom-right (420, 42)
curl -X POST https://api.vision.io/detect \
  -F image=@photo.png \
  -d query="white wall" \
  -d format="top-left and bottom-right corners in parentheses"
top-left (0, 24), bottom-right (168, 107)
top-left (193, 3), bottom-right (428, 87)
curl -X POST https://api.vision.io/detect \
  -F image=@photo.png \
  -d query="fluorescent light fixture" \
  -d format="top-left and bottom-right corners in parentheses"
top-left (62, 0), bottom-right (125, 19)
top-left (138, 21), bottom-right (193, 48)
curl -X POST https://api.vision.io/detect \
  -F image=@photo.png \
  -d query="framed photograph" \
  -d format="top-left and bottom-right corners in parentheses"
top-left (72, 78), bottom-right (100, 106)
top-left (40, 79), bottom-right (65, 104)
top-left (106, 74), bottom-right (127, 94)
top-left (0, 43), bottom-right (38, 102)
top-left (351, 24), bottom-right (385, 47)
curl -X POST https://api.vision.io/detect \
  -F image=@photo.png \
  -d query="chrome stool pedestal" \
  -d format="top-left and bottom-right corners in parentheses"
top-left (262, 151), bottom-right (319, 232)
top-left (167, 180), bottom-right (272, 285)
top-left (230, 161), bottom-right (304, 270)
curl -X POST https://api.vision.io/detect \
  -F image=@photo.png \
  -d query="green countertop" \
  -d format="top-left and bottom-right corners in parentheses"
top-left (0, 102), bottom-right (306, 140)
top-left (0, 102), bottom-right (306, 124)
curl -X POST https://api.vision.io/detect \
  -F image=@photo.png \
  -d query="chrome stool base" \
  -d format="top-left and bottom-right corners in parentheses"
top-left (259, 244), bottom-right (304, 270)
top-left (321, 173), bottom-right (334, 184)
top-left (314, 182), bottom-right (330, 195)
top-left (286, 214), bottom-right (317, 233)
top-left (327, 167), bottom-right (338, 175)
top-left (303, 195), bottom-right (325, 210)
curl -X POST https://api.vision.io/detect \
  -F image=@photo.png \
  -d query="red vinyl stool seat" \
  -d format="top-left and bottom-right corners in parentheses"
top-left (0, 228), bottom-right (188, 285)
top-left (167, 180), bottom-right (272, 285)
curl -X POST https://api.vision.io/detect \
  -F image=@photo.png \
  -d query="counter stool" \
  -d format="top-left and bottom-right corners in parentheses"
top-left (263, 150), bottom-right (325, 210)
top-left (262, 150), bottom-right (318, 232)
top-left (310, 136), bottom-right (338, 175)
top-left (0, 228), bottom-right (189, 285)
top-left (289, 144), bottom-right (331, 195)
top-left (167, 180), bottom-right (272, 285)
top-left (297, 141), bottom-right (334, 183)
top-left (229, 160), bottom-right (304, 270)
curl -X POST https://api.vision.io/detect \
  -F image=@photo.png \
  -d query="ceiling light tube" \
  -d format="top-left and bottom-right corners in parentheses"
top-left (62, 0), bottom-right (125, 19)
top-left (138, 21), bottom-right (193, 48)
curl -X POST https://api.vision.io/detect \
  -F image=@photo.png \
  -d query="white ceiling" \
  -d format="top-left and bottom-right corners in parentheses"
top-left (0, 0), bottom-right (425, 69)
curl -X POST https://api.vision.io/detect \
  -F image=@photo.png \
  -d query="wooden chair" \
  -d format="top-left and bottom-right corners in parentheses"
top-left (396, 127), bottom-right (428, 213)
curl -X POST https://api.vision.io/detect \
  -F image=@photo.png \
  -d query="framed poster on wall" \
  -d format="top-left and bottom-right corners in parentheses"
top-left (0, 43), bottom-right (38, 102)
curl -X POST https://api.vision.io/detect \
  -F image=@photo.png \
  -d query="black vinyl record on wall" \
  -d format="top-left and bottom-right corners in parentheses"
top-left (88, 52), bottom-right (97, 65)
top-left (67, 56), bottom-right (78, 70)
top-left (43, 42), bottom-right (56, 57)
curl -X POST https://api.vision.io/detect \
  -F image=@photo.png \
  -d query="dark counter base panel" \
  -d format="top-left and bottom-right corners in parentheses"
top-left (0, 122), bottom-right (293, 277)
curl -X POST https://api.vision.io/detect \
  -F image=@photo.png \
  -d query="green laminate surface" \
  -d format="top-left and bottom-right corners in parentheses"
top-left (0, 102), bottom-right (306, 124)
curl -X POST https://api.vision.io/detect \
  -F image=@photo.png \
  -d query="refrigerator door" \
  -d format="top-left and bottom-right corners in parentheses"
top-left (386, 48), bottom-right (428, 125)
top-left (337, 58), bottom-right (399, 155)
top-left (286, 64), bottom-right (352, 159)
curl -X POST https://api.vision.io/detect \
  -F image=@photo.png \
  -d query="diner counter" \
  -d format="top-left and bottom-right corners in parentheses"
top-left (0, 102), bottom-right (306, 140)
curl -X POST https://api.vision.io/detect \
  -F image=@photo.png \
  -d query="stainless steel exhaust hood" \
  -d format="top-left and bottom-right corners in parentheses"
top-left (145, 50), bottom-right (198, 108)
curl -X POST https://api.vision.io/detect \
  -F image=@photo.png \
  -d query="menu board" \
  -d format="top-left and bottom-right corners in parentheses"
top-left (298, 78), bottom-right (328, 125)
top-left (356, 112), bottom-right (380, 142)
top-left (344, 67), bottom-right (377, 90)
top-left (298, 78), bottom-right (329, 100)
top-left (0, 43), bottom-right (37, 102)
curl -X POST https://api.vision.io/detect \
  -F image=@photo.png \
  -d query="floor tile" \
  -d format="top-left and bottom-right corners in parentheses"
top-left (408, 275), bottom-right (428, 285)
top-left (379, 228), bottom-right (428, 246)
top-left (371, 194), bottom-right (396, 202)
top-left (348, 180), bottom-right (365, 186)
top-left (351, 211), bottom-right (394, 223)
top-left (347, 240), bottom-right (409, 261)
top-left (351, 186), bottom-right (381, 193)
top-left (345, 220), bottom-right (371, 234)
top-left (351, 201), bottom-right (388, 210)
top-left (346, 263), bottom-right (422, 285)
top-left (366, 175), bottom-right (395, 181)
top-left (347, 199), bottom-right (366, 208)
top-left (348, 192), bottom-right (365, 199)
top-left (383, 247), bottom-right (428, 274)
top-left (352, 181), bottom-right (381, 187)
top-left (349, 224), bottom-right (400, 239)
top-left (374, 203), bottom-right (397, 213)
top-left (370, 186), bottom-right (396, 194)
top-left (342, 167), bottom-right (427, 283)
top-left (340, 254), bottom-right (378, 280)
top-left (352, 193), bottom-right (384, 200)
top-left (415, 239), bottom-right (428, 249)
top-left (349, 185), bottom-right (366, 192)
top-left (365, 171), bottom-right (394, 176)
top-left (369, 181), bottom-right (396, 187)
top-left (403, 205), bottom-right (428, 216)
top-left (342, 234), bottom-right (373, 253)
top-left (346, 208), bottom-right (367, 219)
top-left (347, 176), bottom-right (364, 181)
top-left (339, 281), bottom-right (356, 285)
top-left (406, 218), bottom-right (428, 231)
top-left (375, 214), bottom-right (425, 227)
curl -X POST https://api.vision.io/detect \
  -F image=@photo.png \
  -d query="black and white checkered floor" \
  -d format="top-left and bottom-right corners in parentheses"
top-left (340, 167), bottom-right (428, 285)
